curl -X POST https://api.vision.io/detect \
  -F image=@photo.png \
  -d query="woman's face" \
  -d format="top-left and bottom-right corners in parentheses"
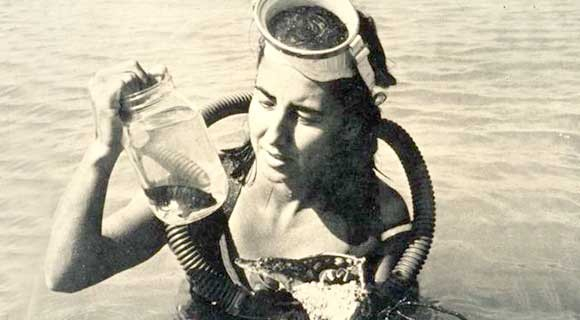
top-left (248, 55), bottom-right (346, 186)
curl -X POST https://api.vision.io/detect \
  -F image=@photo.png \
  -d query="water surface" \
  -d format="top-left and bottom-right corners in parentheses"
top-left (1, 0), bottom-right (579, 319)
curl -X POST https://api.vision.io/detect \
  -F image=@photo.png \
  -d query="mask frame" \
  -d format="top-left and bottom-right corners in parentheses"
top-left (252, 0), bottom-right (376, 89)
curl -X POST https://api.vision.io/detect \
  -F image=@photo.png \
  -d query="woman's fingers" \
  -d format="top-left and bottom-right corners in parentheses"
top-left (89, 69), bottom-right (143, 111)
top-left (118, 71), bottom-right (142, 97)
top-left (88, 76), bottom-right (119, 112)
top-left (117, 60), bottom-right (157, 88)
top-left (92, 60), bottom-right (151, 88)
top-left (320, 268), bottom-right (353, 284)
top-left (148, 64), bottom-right (168, 83)
top-left (86, 60), bottom-right (162, 152)
top-left (320, 269), bottom-right (337, 283)
top-left (126, 60), bottom-right (152, 87)
top-left (88, 60), bottom-right (164, 119)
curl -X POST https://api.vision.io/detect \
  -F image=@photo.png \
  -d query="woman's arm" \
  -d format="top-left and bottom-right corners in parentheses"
top-left (45, 142), bottom-right (166, 292)
top-left (372, 182), bottom-right (411, 283)
top-left (45, 61), bottom-right (167, 293)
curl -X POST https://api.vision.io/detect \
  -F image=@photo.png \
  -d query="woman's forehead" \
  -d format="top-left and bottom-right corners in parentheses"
top-left (256, 56), bottom-right (341, 111)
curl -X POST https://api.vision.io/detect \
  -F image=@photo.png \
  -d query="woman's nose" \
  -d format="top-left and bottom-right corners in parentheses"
top-left (263, 105), bottom-right (292, 148)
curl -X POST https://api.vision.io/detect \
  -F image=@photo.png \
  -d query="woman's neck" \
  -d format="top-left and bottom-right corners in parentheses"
top-left (255, 174), bottom-right (311, 209)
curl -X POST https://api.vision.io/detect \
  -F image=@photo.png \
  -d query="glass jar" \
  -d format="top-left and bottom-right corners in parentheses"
top-left (120, 72), bottom-right (228, 225)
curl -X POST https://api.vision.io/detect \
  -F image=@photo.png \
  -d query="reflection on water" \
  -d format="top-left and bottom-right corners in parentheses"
top-left (2, 0), bottom-right (579, 319)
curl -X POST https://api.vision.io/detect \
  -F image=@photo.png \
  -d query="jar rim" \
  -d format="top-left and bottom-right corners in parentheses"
top-left (120, 74), bottom-right (174, 114)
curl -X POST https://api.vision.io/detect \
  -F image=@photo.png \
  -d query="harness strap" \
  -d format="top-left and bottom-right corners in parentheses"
top-left (380, 222), bottom-right (413, 242)
top-left (218, 178), bottom-right (251, 290)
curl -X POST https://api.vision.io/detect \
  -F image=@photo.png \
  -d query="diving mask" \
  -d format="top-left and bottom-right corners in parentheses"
top-left (253, 0), bottom-right (376, 90)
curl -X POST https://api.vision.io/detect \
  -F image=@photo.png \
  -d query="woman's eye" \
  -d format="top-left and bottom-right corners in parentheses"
top-left (259, 100), bottom-right (275, 110)
top-left (297, 113), bottom-right (321, 125)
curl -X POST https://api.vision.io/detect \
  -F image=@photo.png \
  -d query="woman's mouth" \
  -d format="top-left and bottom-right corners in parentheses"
top-left (262, 148), bottom-right (293, 169)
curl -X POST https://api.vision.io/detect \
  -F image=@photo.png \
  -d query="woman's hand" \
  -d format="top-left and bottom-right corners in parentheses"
top-left (87, 60), bottom-right (165, 155)
top-left (46, 60), bottom-right (169, 290)
top-left (319, 268), bottom-right (356, 284)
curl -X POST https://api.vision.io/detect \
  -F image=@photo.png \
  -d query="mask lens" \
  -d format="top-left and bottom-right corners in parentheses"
top-left (266, 6), bottom-right (349, 51)
top-left (254, 0), bottom-right (360, 57)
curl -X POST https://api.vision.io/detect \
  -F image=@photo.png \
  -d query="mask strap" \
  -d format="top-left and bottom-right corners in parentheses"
top-left (263, 34), bottom-right (377, 92)
top-left (349, 35), bottom-right (376, 90)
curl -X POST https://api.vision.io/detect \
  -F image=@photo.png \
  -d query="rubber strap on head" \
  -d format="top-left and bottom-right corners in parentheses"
top-left (350, 35), bottom-right (376, 90)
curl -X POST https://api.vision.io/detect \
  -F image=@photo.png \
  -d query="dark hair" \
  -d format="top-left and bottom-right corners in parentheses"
top-left (253, 7), bottom-right (396, 243)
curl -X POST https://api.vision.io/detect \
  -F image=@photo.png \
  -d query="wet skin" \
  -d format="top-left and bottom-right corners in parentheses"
top-left (248, 54), bottom-right (346, 190)
top-left (231, 55), bottom-right (357, 288)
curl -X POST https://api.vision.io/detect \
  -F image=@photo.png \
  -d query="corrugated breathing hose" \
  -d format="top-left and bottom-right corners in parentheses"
top-left (165, 223), bottom-right (250, 315)
top-left (201, 92), bottom-right (254, 127)
top-left (375, 119), bottom-right (436, 285)
top-left (163, 93), bottom-right (256, 316)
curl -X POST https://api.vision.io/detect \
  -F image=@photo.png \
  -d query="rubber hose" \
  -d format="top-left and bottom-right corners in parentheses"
top-left (201, 92), bottom-right (254, 127)
top-left (375, 119), bottom-right (436, 284)
top-left (165, 223), bottom-right (250, 315)
top-left (161, 94), bottom-right (256, 315)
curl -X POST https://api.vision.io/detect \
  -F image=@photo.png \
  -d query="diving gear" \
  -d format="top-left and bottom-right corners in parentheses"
top-left (166, 93), bottom-right (436, 317)
top-left (253, 0), bottom-right (377, 89)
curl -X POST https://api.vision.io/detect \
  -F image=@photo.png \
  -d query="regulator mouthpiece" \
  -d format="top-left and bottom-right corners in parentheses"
top-left (253, 0), bottom-right (376, 89)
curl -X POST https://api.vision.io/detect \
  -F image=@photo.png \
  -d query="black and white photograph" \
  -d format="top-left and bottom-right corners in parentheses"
top-left (1, 0), bottom-right (578, 319)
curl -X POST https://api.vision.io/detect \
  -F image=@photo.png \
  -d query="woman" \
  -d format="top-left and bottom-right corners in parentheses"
top-left (45, 2), bottom-right (414, 319)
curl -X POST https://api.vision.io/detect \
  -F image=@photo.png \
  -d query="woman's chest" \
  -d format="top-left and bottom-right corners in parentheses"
top-left (228, 198), bottom-right (352, 260)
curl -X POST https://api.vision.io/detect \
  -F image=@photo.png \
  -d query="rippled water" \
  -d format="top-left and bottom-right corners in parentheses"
top-left (1, 0), bottom-right (579, 319)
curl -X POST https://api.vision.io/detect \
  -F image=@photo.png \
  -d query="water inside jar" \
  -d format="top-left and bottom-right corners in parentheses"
top-left (130, 106), bottom-right (228, 224)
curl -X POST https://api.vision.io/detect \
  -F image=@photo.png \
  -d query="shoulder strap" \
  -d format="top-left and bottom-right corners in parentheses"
top-left (218, 143), bottom-right (251, 218)
top-left (216, 144), bottom-right (252, 288)
top-left (217, 173), bottom-right (250, 289)
top-left (220, 177), bottom-right (243, 219)
top-left (379, 221), bottom-right (412, 242)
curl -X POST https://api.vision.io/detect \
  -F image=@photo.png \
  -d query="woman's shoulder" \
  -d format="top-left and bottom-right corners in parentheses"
top-left (375, 179), bottom-right (411, 240)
